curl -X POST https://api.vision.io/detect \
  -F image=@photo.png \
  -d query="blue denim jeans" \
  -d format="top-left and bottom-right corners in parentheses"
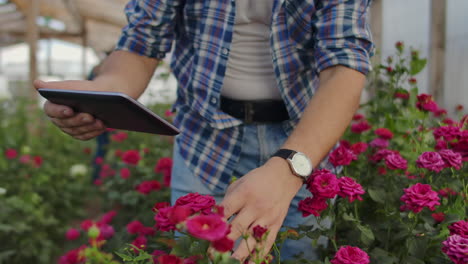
top-left (171, 123), bottom-right (330, 260)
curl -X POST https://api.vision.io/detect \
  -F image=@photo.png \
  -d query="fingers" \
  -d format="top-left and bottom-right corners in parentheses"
top-left (231, 222), bottom-right (280, 262)
top-left (219, 188), bottom-right (244, 220)
top-left (34, 79), bottom-right (95, 91)
top-left (43, 101), bottom-right (74, 119)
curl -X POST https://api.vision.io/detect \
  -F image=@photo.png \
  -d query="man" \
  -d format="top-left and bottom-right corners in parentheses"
top-left (35, 0), bottom-right (373, 261)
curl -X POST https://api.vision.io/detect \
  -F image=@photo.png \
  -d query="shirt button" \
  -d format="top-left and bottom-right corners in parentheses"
top-left (221, 48), bottom-right (229, 55)
top-left (211, 97), bottom-right (217, 104)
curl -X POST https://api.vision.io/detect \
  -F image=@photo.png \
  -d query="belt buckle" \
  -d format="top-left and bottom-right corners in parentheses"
top-left (244, 102), bottom-right (255, 124)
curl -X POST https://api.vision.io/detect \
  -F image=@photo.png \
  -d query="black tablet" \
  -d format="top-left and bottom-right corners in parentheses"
top-left (37, 88), bottom-right (180, 136)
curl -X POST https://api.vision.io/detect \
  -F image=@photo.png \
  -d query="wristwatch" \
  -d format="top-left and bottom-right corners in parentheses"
top-left (272, 149), bottom-right (313, 181)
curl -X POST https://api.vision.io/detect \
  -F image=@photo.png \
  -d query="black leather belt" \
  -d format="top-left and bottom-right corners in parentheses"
top-left (220, 96), bottom-right (289, 124)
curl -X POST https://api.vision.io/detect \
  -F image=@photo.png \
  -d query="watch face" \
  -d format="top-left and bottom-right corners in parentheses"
top-left (291, 152), bottom-right (312, 177)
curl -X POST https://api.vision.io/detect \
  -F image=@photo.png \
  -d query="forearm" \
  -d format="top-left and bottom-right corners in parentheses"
top-left (93, 50), bottom-right (160, 99)
top-left (281, 66), bottom-right (366, 174)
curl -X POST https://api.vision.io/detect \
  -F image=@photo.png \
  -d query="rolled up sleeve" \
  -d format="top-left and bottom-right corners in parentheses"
top-left (116, 0), bottom-right (181, 59)
top-left (312, 0), bottom-right (375, 75)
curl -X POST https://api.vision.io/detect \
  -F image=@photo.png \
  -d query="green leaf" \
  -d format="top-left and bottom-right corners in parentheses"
top-left (407, 237), bottom-right (427, 259)
top-left (357, 224), bottom-right (375, 246)
top-left (409, 58), bottom-right (427, 75)
top-left (368, 188), bottom-right (386, 204)
top-left (114, 251), bottom-right (134, 261)
top-left (402, 256), bottom-right (426, 264)
top-left (370, 248), bottom-right (399, 264)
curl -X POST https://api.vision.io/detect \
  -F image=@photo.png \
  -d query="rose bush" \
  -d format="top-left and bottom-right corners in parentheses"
top-left (2, 43), bottom-right (466, 264)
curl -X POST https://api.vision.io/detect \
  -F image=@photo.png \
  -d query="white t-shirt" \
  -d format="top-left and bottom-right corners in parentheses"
top-left (221, 0), bottom-right (281, 100)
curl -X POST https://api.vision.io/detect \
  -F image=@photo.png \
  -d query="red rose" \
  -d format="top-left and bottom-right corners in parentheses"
top-left (168, 206), bottom-right (192, 225)
top-left (122, 150), bottom-right (141, 165)
top-left (98, 224), bottom-right (115, 239)
top-left (157, 254), bottom-right (183, 264)
top-left (408, 78), bottom-right (417, 84)
top-left (369, 149), bottom-right (397, 163)
top-left (433, 126), bottom-right (460, 142)
top-left (175, 193), bottom-right (216, 215)
top-left (126, 220), bottom-right (144, 234)
top-left (400, 183), bottom-right (440, 213)
top-left (111, 131), bottom-right (128, 142)
top-left (394, 91), bottom-right (410, 99)
top-left (186, 214), bottom-right (229, 241)
top-left (352, 113), bottom-right (365, 121)
top-left (374, 128), bottom-right (393, 140)
top-left (154, 207), bottom-right (177, 232)
top-left (298, 196), bottom-right (328, 217)
top-left (4, 148), bottom-right (17, 159)
top-left (136, 180), bottom-right (161, 195)
top-left (138, 226), bottom-right (156, 237)
top-left (153, 202), bottom-right (171, 212)
top-left (120, 168), bottom-right (131, 179)
top-left (431, 212), bottom-right (445, 223)
top-left (416, 94), bottom-right (438, 112)
top-left (329, 145), bottom-right (357, 167)
top-left (80, 219), bottom-right (94, 231)
top-left (309, 171), bottom-right (340, 199)
top-left (211, 237), bottom-right (234, 253)
top-left (252, 225), bottom-right (268, 241)
top-left (350, 121), bottom-right (371, 134)
top-left (131, 236), bottom-right (147, 253)
top-left (65, 228), bottom-right (80, 241)
top-left (350, 142), bottom-right (368, 155)
top-left (331, 246), bottom-right (370, 264)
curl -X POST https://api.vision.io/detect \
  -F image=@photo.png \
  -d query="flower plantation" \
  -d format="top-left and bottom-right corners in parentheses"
top-left (1, 43), bottom-right (467, 264)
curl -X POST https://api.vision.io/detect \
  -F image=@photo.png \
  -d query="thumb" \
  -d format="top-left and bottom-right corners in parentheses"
top-left (34, 79), bottom-right (95, 91)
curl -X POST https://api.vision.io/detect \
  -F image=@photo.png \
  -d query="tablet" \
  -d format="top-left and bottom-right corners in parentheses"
top-left (37, 88), bottom-right (180, 136)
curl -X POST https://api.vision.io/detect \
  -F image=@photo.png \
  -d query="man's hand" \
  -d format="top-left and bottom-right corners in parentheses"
top-left (220, 157), bottom-right (303, 262)
top-left (34, 80), bottom-right (107, 141)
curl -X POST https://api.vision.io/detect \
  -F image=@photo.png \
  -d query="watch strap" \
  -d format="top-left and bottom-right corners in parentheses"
top-left (272, 149), bottom-right (296, 159)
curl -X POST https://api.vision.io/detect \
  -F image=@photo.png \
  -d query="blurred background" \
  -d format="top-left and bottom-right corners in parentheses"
top-left (0, 0), bottom-right (467, 112)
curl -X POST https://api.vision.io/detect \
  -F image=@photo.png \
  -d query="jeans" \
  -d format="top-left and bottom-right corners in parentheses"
top-left (171, 123), bottom-right (330, 261)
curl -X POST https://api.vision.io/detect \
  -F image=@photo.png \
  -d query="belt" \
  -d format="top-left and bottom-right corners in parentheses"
top-left (220, 96), bottom-right (289, 124)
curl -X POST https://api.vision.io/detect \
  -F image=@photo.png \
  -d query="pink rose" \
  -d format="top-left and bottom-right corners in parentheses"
top-left (153, 202), bottom-right (171, 212)
top-left (98, 224), bottom-right (115, 239)
top-left (416, 152), bottom-right (445, 172)
top-left (434, 140), bottom-right (447, 151)
top-left (400, 183), bottom-right (440, 213)
top-left (452, 138), bottom-right (468, 161)
top-left (138, 226), bottom-right (156, 237)
top-left (370, 138), bottom-right (389, 149)
top-left (438, 149), bottom-right (462, 170)
top-left (384, 153), bottom-right (408, 170)
top-left (175, 193), bottom-right (216, 215)
top-left (442, 235), bottom-right (468, 264)
top-left (369, 149), bottom-right (397, 163)
top-left (80, 219), bottom-right (94, 231)
top-left (416, 94), bottom-right (438, 112)
top-left (65, 228), bottom-right (80, 241)
top-left (338, 177), bottom-right (365, 202)
top-left (99, 210), bottom-right (117, 225)
top-left (154, 157), bottom-right (173, 187)
top-left (438, 187), bottom-right (457, 197)
top-left (352, 113), bottom-right (365, 121)
top-left (186, 214), bottom-right (229, 241)
top-left (329, 145), bottom-right (358, 167)
top-left (448, 220), bottom-right (468, 238)
top-left (374, 128), bottom-right (393, 139)
top-left (309, 171), bottom-right (340, 199)
top-left (298, 196), bottom-right (328, 217)
top-left (4, 148), bottom-right (17, 159)
top-left (350, 121), bottom-right (372, 134)
top-left (167, 206), bottom-right (192, 225)
top-left (58, 246), bottom-right (86, 264)
top-left (331, 246), bottom-right (370, 264)
top-left (433, 126), bottom-right (460, 141)
top-left (122, 150), bottom-right (141, 165)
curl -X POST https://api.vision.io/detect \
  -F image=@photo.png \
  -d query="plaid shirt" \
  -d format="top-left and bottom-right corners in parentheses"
top-left (116, 0), bottom-right (374, 191)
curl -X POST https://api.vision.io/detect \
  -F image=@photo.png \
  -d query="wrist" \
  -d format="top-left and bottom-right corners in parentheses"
top-left (266, 157), bottom-right (304, 192)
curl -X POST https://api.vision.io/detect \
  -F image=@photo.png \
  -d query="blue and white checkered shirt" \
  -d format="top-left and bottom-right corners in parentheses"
top-left (116, 0), bottom-right (374, 191)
